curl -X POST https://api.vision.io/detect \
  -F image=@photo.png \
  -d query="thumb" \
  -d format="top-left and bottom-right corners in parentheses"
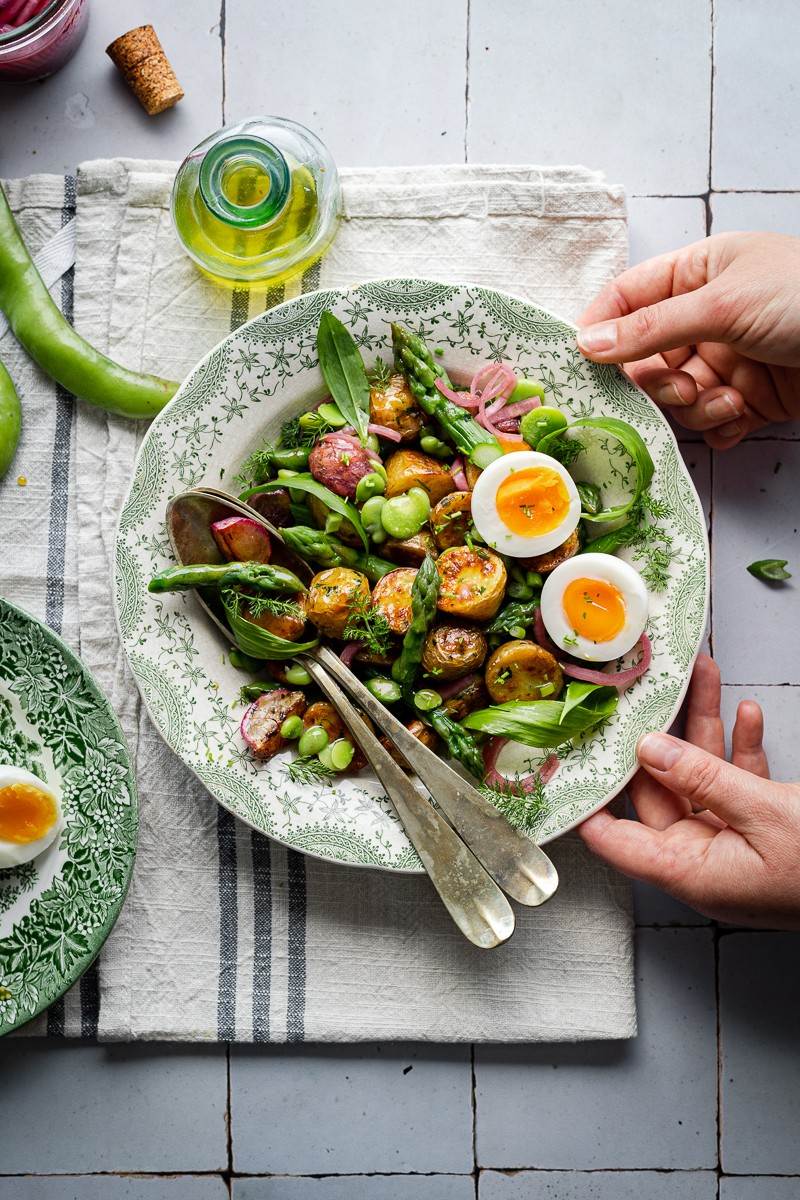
top-left (636, 732), bottom-right (773, 837)
top-left (577, 283), bottom-right (730, 363)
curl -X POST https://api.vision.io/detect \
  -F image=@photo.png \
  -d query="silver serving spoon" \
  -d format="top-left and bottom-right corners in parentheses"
top-left (168, 488), bottom-right (558, 908)
top-left (165, 489), bottom-right (515, 949)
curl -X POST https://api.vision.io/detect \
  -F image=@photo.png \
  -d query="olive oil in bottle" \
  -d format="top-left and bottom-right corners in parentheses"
top-left (171, 116), bottom-right (340, 287)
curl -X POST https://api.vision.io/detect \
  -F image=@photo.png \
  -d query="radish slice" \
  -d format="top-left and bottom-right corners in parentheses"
top-left (241, 692), bottom-right (287, 757)
top-left (563, 634), bottom-right (652, 690)
top-left (212, 516), bottom-right (271, 563)
top-left (368, 422), bottom-right (402, 442)
top-left (339, 642), bottom-right (360, 668)
top-left (450, 456), bottom-right (469, 491)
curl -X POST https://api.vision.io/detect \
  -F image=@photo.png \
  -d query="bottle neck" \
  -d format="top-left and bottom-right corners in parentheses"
top-left (198, 134), bottom-right (291, 229)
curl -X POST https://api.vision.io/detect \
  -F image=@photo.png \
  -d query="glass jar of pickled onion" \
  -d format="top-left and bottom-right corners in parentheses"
top-left (0, 0), bottom-right (89, 82)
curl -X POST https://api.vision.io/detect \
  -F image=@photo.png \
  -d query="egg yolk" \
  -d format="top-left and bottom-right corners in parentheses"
top-left (563, 577), bottom-right (626, 643)
top-left (495, 467), bottom-right (571, 536)
top-left (0, 783), bottom-right (57, 845)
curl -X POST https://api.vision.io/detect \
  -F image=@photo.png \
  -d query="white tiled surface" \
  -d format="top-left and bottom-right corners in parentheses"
top-left (2, 0), bottom-right (800, 1193)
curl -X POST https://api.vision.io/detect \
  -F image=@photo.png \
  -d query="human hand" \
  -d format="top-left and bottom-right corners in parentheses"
top-left (576, 232), bottom-right (800, 448)
top-left (578, 654), bottom-right (800, 929)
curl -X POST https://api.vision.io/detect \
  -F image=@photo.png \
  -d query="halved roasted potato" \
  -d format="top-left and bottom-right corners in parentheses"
top-left (381, 719), bottom-right (439, 767)
top-left (369, 373), bottom-right (424, 443)
top-left (383, 530), bottom-right (438, 566)
top-left (523, 529), bottom-right (580, 575)
top-left (306, 567), bottom-right (370, 638)
top-left (421, 623), bottom-right (488, 681)
top-left (244, 591), bottom-right (308, 642)
top-left (371, 567), bottom-right (418, 635)
top-left (385, 449), bottom-right (456, 505)
top-left (431, 491), bottom-right (473, 550)
top-left (436, 546), bottom-right (507, 621)
top-left (465, 462), bottom-right (482, 489)
top-left (485, 640), bottom-right (563, 703)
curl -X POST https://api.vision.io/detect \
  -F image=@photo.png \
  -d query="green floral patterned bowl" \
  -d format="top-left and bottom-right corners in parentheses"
top-left (0, 599), bottom-right (137, 1036)
top-left (114, 280), bottom-right (708, 874)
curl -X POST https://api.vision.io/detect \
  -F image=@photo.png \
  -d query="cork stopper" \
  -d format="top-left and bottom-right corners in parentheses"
top-left (106, 25), bottom-right (184, 116)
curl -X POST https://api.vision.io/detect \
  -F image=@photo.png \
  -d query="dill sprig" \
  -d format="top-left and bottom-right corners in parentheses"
top-left (479, 774), bottom-right (548, 833)
top-left (245, 595), bottom-right (305, 622)
top-left (545, 434), bottom-right (585, 467)
top-left (629, 494), bottom-right (674, 591)
top-left (342, 592), bottom-right (393, 656)
top-left (368, 355), bottom-right (393, 388)
top-left (286, 756), bottom-right (335, 786)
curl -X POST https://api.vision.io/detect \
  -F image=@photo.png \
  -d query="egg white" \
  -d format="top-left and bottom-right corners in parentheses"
top-left (470, 450), bottom-right (581, 558)
top-left (540, 552), bottom-right (649, 663)
top-left (0, 764), bottom-right (64, 869)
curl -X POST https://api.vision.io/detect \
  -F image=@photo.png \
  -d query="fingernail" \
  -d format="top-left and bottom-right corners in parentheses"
top-left (578, 322), bottom-right (617, 353)
top-left (654, 381), bottom-right (685, 407)
top-left (705, 393), bottom-right (740, 423)
top-left (637, 733), bottom-right (683, 771)
top-left (718, 418), bottom-right (744, 440)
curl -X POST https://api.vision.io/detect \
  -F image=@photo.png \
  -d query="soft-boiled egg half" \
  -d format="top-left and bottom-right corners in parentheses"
top-left (471, 450), bottom-right (581, 558)
top-left (540, 552), bottom-right (648, 662)
top-left (0, 764), bottom-right (64, 869)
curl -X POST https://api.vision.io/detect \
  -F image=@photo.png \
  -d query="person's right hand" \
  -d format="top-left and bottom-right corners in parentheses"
top-left (576, 232), bottom-right (800, 448)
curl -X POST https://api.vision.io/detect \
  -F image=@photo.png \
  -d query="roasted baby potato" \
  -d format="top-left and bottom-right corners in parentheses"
top-left (385, 448), bottom-right (456, 505)
top-left (430, 491), bottom-right (473, 550)
top-left (371, 567), bottom-right (418, 635)
top-left (383, 530), bottom-right (439, 566)
top-left (245, 592), bottom-right (308, 642)
top-left (369, 373), bottom-right (424, 443)
top-left (303, 701), bottom-right (372, 772)
top-left (485, 640), bottom-right (563, 703)
top-left (308, 434), bottom-right (375, 500)
top-left (421, 623), bottom-right (488, 680)
top-left (523, 529), bottom-right (580, 575)
top-left (303, 700), bottom-right (345, 743)
top-left (441, 674), bottom-right (489, 721)
top-left (381, 719), bottom-right (439, 767)
top-left (436, 546), bottom-right (507, 621)
top-left (465, 462), bottom-right (482, 489)
top-left (241, 689), bottom-right (307, 759)
top-left (306, 567), bottom-right (370, 638)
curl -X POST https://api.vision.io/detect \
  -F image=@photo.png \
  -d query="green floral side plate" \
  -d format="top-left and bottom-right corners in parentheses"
top-left (114, 279), bottom-right (708, 873)
top-left (0, 599), bottom-right (137, 1036)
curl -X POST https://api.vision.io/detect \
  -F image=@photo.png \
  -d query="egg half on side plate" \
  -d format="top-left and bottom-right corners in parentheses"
top-left (470, 450), bottom-right (581, 558)
top-left (0, 764), bottom-right (64, 868)
top-left (540, 552), bottom-right (649, 663)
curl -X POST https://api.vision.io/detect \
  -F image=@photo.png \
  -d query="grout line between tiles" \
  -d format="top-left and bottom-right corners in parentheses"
top-left (219, 0), bottom-right (227, 125)
top-left (471, 1042), bottom-right (479, 1197)
top-left (7, 1169), bottom-right (800, 1179)
top-left (463, 0), bottom-right (471, 164)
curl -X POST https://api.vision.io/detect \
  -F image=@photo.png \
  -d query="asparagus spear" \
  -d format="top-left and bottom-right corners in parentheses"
top-left (428, 708), bottom-right (485, 780)
top-left (148, 561), bottom-right (305, 594)
top-left (390, 323), bottom-right (501, 467)
top-left (391, 555), bottom-right (440, 700)
top-left (281, 525), bottom-right (395, 582)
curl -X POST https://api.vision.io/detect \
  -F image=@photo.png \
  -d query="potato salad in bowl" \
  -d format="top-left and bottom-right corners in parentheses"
top-left (119, 280), bottom-right (708, 870)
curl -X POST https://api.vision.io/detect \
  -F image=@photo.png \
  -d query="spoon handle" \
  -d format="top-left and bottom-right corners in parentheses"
top-left (310, 645), bottom-right (558, 907)
top-left (301, 656), bottom-right (515, 949)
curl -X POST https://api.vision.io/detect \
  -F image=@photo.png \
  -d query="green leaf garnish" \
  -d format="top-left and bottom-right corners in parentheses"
top-left (463, 684), bottom-right (619, 748)
top-left (316, 310), bottom-right (371, 443)
top-left (240, 474), bottom-right (369, 551)
top-left (747, 558), bottom-right (792, 583)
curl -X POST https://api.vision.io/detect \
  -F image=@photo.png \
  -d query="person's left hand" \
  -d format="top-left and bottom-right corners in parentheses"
top-left (578, 654), bottom-right (800, 929)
